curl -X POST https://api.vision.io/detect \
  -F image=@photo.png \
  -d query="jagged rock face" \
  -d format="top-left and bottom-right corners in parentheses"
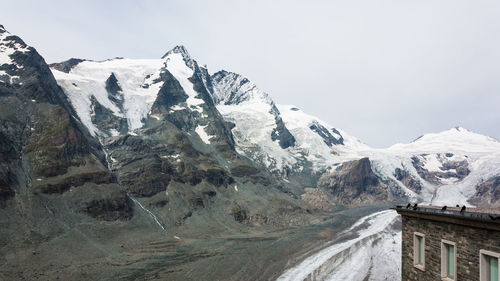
top-left (309, 121), bottom-right (344, 146)
top-left (0, 128), bottom-right (17, 206)
top-left (212, 70), bottom-right (302, 174)
top-left (411, 153), bottom-right (470, 185)
top-left (394, 167), bottom-right (422, 193)
top-left (469, 176), bottom-right (500, 208)
top-left (210, 70), bottom-right (358, 181)
top-left (317, 158), bottom-right (391, 205)
top-left (49, 58), bottom-right (85, 73)
top-left (212, 69), bottom-right (296, 152)
top-left (271, 112), bottom-right (296, 149)
top-left (105, 73), bottom-right (123, 105)
top-left (211, 70), bottom-right (274, 105)
top-left (0, 25), bottom-right (111, 205)
top-left (48, 45), bottom-right (298, 230)
top-left (90, 95), bottom-right (128, 136)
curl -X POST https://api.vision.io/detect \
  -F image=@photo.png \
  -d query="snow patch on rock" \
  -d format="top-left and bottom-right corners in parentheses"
top-left (195, 124), bottom-right (212, 144)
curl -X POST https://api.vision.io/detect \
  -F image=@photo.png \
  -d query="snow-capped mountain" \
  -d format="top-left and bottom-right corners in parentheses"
top-left (49, 42), bottom-right (500, 208)
top-left (211, 70), bottom-right (367, 176)
top-left (3, 22), bottom-right (498, 219)
top-left (51, 46), bottom-right (229, 143)
top-left (208, 69), bottom-right (500, 207)
top-left (2, 23), bottom-right (500, 281)
top-left (0, 25), bottom-right (29, 84)
top-left (334, 127), bottom-right (500, 206)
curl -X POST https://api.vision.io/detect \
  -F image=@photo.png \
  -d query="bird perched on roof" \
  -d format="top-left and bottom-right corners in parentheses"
top-left (406, 203), bottom-right (411, 209)
top-left (413, 203), bottom-right (418, 210)
top-left (460, 205), bottom-right (466, 214)
top-left (456, 204), bottom-right (460, 207)
top-left (441, 206), bottom-right (447, 211)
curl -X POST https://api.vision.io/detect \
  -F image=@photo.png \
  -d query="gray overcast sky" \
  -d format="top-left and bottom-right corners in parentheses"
top-left (2, 0), bottom-right (500, 147)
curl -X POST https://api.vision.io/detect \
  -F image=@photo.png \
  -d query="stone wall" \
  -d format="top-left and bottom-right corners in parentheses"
top-left (401, 215), bottom-right (500, 281)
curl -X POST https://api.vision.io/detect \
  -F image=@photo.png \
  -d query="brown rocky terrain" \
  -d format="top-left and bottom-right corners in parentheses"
top-left (317, 158), bottom-right (395, 206)
top-left (469, 175), bottom-right (500, 208)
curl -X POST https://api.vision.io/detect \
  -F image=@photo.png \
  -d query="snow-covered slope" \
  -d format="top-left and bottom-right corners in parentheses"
top-left (52, 58), bottom-right (165, 136)
top-left (209, 69), bottom-right (500, 208)
top-left (382, 127), bottom-right (500, 205)
top-left (211, 67), bottom-right (500, 207)
top-left (312, 127), bottom-right (499, 205)
top-left (51, 46), bottom-right (221, 146)
top-left (211, 70), bottom-right (366, 176)
top-left (278, 105), bottom-right (369, 169)
top-left (212, 71), bottom-right (297, 173)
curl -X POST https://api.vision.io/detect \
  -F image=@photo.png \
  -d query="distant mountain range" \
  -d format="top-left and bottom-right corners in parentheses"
top-left (2, 24), bottom-right (500, 215)
top-left (1, 23), bottom-right (499, 279)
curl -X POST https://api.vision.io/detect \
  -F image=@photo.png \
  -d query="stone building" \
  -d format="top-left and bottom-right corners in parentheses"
top-left (395, 205), bottom-right (500, 281)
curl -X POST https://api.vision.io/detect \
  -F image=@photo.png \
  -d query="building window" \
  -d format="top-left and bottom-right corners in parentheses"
top-left (413, 232), bottom-right (425, 270)
top-left (480, 250), bottom-right (500, 281)
top-left (441, 239), bottom-right (457, 280)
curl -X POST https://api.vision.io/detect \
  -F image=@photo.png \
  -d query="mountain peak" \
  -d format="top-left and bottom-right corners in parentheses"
top-left (0, 25), bottom-right (31, 82)
top-left (390, 126), bottom-right (500, 152)
top-left (161, 45), bottom-right (196, 70)
top-left (211, 70), bottom-right (273, 105)
top-left (453, 126), bottom-right (468, 132)
top-left (162, 45), bottom-right (191, 60)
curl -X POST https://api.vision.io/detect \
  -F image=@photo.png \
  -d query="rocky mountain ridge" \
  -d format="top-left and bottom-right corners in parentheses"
top-left (1, 24), bottom-right (500, 281)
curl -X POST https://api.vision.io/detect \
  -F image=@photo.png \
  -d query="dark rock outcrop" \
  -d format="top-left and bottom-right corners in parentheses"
top-left (90, 96), bottom-right (128, 136)
top-left (80, 191), bottom-right (133, 221)
top-left (469, 176), bottom-right (500, 208)
top-left (0, 26), bottom-right (109, 199)
top-left (0, 185), bottom-right (15, 207)
top-left (119, 158), bottom-right (172, 197)
top-left (309, 121), bottom-right (343, 147)
top-left (318, 158), bottom-right (391, 205)
top-left (105, 73), bottom-right (124, 106)
top-left (271, 115), bottom-right (296, 149)
top-left (230, 165), bottom-right (259, 177)
top-left (394, 167), bottom-right (423, 193)
top-left (49, 58), bottom-right (84, 73)
top-left (230, 203), bottom-right (248, 223)
top-left (35, 171), bottom-right (115, 194)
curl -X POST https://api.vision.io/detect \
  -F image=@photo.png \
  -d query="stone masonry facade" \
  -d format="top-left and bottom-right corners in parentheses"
top-left (400, 211), bottom-right (500, 281)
